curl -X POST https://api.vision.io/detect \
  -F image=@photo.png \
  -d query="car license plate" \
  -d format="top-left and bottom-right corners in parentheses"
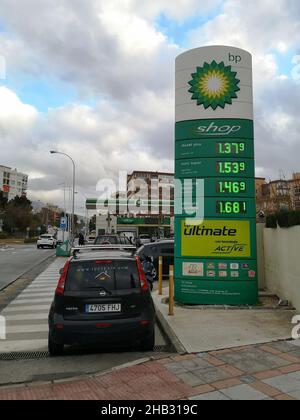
top-left (85, 304), bottom-right (121, 313)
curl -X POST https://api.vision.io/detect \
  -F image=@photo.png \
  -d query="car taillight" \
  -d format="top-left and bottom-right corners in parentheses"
top-left (55, 260), bottom-right (70, 296)
top-left (136, 256), bottom-right (148, 292)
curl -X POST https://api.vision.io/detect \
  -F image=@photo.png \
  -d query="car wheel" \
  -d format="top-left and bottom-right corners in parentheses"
top-left (139, 329), bottom-right (155, 351)
top-left (48, 333), bottom-right (64, 357)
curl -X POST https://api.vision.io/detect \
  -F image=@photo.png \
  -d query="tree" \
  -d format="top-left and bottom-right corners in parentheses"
top-left (0, 191), bottom-right (8, 210)
top-left (3, 196), bottom-right (33, 235)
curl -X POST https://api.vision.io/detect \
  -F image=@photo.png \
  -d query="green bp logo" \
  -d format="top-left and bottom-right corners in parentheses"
top-left (188, 61), bottom-right (240, 110)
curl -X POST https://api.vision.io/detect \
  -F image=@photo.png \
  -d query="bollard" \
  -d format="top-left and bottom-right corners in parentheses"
top-left (169, 265), bottom-right (174, 316)
top-left (158, 256), bottom-right (163, 296)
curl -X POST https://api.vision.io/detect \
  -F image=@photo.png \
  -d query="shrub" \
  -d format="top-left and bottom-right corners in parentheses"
top-left (24, 237), bottom-right (38, 244)
top-left (0, 232), bottom-right (10, 239)
top-left (277, 211), bottom-right (289, 228)
top-left (266, 210), bottom-right (300, 229)
top-left (266, 214), bottom-right (277, 229)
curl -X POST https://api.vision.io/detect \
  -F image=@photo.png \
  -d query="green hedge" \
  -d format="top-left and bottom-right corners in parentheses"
top-left (24, 237), bottom-right (38, 244)
top-left (0, 232), bottom-right (10, 239)
top-left (266, 210), bottom-right (300, 229)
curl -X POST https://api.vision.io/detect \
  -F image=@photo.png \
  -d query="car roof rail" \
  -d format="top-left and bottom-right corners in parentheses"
top-left (71, 244), bottom-right (136, 258)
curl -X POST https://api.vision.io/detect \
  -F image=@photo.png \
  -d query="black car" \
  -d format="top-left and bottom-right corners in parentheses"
top-left (94, 234), bottom-right (133, 246)
top-left (136, 240), bottom-right (174, 279)
top-left (48, 248), bottom-right (155, 356)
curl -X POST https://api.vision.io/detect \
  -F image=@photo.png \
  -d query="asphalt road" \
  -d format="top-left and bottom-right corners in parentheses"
top-left (0, 257), bottom-right (173, 386)
top-left (0, 245), bottom-right (55, 291)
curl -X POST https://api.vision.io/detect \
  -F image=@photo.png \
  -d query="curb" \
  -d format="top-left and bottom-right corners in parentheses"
top-left (154, 302), bottom-right (186, 355)
top-left (0, 357), bottom-right (152, 390)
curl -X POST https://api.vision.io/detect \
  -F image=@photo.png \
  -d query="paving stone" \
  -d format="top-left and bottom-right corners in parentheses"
top-left (180, 359), bottom-right (212, 370)
top-left (192, 367), bottom-right (231, 383)
top-left (196, 353), bottom-right (206, 359)
top-left (286, 390), bottom-right (300, 400)
top-left (177, 372), bottom-right (205, 387)
top-left (165, 363), bottom-right (188, 375)
top-left (189, 391), bottom-right (231, 400)
top-left (264, 374), bottom-right (300, 394)
top-left (266, 341), bottom-right (297, 353)
top-left (275, 394), bottom-right (296, 401)
top-left (217, 348), bottom-right (290, 374)
top-left (286, 371), bottom-right (300, 381)
top-left (240, 376), bottom-right (257, 384)
top-left (279, 364), bottom-right (300, 374)
top-left (220, 384), bottom-right (271, 400)
top-left (212, 378), bottom-right (242, 390)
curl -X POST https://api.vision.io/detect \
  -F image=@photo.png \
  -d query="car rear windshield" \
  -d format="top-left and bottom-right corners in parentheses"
top-left (65, 260), bottom-right (140, 291)
top-left (41, 235), bottom-right (52, 239)
top-left (94, 236), bottom-right (119, 244)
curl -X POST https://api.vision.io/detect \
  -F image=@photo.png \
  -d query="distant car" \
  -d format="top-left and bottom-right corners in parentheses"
top-left (138, 234), bottom-right (151, 245)
top-left (94, 234), bottom-right (132, 246)
top-left (37, 235), bottom-right (57, 249)
top-left (136, 240), bottom-right (174, 279)
top-left (48, 248), bottom-right (155, 356)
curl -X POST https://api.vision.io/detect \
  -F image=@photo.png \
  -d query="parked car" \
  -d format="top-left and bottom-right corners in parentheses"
top-left (136, 240), bottom-right (174, 279)
top-left (48, 248), bottom-right (155, 356)
top-left (87, 233), bottom-right (96, 244)
top-left (37, 235), bottom-right (57, 249)
top-left (94, 234), bottom-right (132, 246)
top-left (138, 234), bottom-right (151, 245)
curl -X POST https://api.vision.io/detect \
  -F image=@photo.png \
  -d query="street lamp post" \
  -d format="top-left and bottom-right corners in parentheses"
top-left (50, 151), bottom-right (76, 244)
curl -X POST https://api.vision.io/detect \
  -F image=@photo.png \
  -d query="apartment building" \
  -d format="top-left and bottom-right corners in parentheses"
top-left (0, 165), bottom-right (28, 201)
top-left (127, 171), bottom-right (174, 216)
top-left (256, 173), bottom-right (300, 214)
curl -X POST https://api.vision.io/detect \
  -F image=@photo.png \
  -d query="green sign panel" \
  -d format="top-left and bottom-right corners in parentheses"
top-left (175, 119), bottom-right (254, 141)
top-left (175, 138), bottom-right (254, 159)
top-left (176, 157), bottom-right (255, 179)
top-left (177, 178), bottom-right (255, 198)
top-left (180, 197), bottom-right (256, 219)
top-left (175, 46), bottom-right (257, 305)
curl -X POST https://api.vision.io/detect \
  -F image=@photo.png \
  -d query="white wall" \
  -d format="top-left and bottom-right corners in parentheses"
top-left (264, 226), bottom-right (300, 311)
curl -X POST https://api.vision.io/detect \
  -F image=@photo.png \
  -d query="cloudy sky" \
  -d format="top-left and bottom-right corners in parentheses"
top-left (0, 0), bottom-right (299, 212)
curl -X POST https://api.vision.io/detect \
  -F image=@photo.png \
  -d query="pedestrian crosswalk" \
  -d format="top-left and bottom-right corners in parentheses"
top-left (0, 259), bottom-right (66, 353)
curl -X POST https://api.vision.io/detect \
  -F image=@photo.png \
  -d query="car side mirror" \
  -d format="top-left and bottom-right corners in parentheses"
top-left (59, 268), bottom-right (64, 275)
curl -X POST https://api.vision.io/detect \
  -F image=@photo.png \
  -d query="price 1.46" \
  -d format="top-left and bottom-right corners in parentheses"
top-left (217, 181), bottom-right (247, 194)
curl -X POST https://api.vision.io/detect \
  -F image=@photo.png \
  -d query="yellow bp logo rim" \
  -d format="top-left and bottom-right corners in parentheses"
top-left (188, 61), bottom-right (240, 110)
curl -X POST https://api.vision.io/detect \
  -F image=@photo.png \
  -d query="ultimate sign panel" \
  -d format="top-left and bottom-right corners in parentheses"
top-left (174, 46), bottom-right (258, 305)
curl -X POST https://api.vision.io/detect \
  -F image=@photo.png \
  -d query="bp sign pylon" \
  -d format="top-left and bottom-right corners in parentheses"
top-left (175, 46), bottom-right (258, 305)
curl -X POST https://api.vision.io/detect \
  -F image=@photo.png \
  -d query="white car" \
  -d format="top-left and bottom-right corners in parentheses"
top-left (37, 234), bottom-right (57, 249)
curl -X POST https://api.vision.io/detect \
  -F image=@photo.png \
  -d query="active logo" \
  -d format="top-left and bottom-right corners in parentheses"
top-left (188, 61), bottom-right (240, 110)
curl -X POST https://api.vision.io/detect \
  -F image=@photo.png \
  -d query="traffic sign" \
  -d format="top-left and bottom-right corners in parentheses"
top-left (60, 217), bottom-right (67, 230)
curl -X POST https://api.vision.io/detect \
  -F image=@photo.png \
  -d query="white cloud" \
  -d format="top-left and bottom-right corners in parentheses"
top-left (0, 86), bottom-right (37, 124)
top-left (0, 0), bottom-right (299, 208)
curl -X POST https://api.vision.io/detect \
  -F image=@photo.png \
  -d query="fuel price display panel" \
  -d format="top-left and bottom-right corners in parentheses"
top-left (174, 46), bottom-right (258, 306)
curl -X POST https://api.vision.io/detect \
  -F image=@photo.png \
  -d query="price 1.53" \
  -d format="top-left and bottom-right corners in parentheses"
top-left (217, 161), bottom-right (246, 175)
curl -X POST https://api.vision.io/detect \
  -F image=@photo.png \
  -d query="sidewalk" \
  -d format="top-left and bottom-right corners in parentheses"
top-left (0, 340), bottom-right (300, 400)
top-left (154, 287), bottom-right (297, 354)
top-left (1, 264), bottom-right (299, 399)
